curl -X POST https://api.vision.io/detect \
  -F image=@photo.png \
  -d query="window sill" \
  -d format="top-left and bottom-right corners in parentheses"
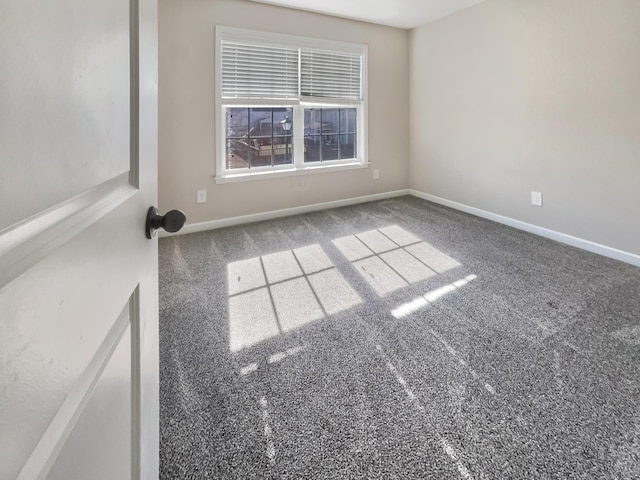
top-left (214, 161), bottom-right (370, 184)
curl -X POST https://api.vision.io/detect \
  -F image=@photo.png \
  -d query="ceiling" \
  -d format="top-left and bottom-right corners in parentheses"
top-left (248, 0), bottom-right (486, 29)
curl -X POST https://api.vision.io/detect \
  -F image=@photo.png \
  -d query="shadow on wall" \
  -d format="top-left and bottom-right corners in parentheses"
top-left (227, 225), bottom-right (475, 353)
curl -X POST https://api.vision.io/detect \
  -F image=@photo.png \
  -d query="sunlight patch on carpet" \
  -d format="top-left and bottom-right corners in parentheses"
top-left (227, 244), bottom-right (362, 352)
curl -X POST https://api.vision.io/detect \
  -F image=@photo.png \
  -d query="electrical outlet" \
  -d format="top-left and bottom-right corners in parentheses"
top-left (197, 190), bottom-right (207, 204)
top-left (373, 169), bottom-right (380, 180)
top-left (531, 191), bottom-right (542, 207)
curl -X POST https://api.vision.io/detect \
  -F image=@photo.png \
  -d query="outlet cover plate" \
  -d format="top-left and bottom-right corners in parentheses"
top-left (531, 191), bottom-right (542, 207)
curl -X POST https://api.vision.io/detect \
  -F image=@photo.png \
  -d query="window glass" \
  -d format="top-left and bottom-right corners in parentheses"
top-left (304, 108), bottom-right (357, 163)
top-left (225, 107), bottom-right (293, 169)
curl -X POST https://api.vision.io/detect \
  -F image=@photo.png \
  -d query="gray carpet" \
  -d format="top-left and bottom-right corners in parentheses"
top-left (159, 196), bottom-right (640, 479)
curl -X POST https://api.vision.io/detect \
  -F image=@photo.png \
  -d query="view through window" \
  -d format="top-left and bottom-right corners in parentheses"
top-left (226, 108), bottom-right (294, 169)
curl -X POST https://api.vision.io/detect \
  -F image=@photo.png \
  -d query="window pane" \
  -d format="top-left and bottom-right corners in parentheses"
top-left (226, 107), bottom-right (251, 170)
top-left (226, 106), bottom-right (357, 168)
top-left (249, 108), bottom-right (273, 137)
top-left (304, 109), bottom-right (320, 163)
top-left (226, 107), bottom-right (293, 169)
top-left (340, 108), bottom-right (357, 134)
top-left (273, 136), bottom-right (293, 165)
top-left (249, 136), bottom-right (272, 168)
top-left (339, 134), bottom-right (356, 159)
top-left (304, 134), bottom-right (321, 163)
top-left (247, 108), bottom-right (269, 168)
top-left (304, 108), bottom-right (321, 134)
top-left (226, 139), bottom-right (249, 170)
top-left (321, 109), bottom-right (339, 135)
top-left (273, 109), bottom-right (293, 136)
top-left (303, 108), bottom-right (357, 163)
top-left (323, 134), bottom-right (339, 161)
top-left (226, 108), bottom-right (249, 138)
top-left (273, 108), bottom-right (293, 166)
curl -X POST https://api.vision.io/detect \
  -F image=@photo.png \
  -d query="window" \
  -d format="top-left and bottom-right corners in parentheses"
top-left (304, 108), bottom-right (357, 163)
top-left (216, 27), bottom-right (367, 182)
top-left (226, 107), bottom-right (294, 169)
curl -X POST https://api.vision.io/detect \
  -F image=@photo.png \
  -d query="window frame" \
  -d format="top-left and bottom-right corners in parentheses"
top-left (215, 26), bottom-right (368, 183)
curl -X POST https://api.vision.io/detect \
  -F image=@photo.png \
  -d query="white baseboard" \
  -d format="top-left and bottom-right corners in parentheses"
top-left (160, 189), bottom-right (410, 237)
top-left (159, 187), bottom-right (640, 267)
top-left (409, 189), bottom-right (640, 267)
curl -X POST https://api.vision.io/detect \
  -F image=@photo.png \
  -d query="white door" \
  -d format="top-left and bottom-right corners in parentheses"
top-left (0, 0), bottom-right (160, 478)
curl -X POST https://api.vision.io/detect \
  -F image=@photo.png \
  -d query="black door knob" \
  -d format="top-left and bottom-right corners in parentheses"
top-left (145, 207), bottom-right (187, 239)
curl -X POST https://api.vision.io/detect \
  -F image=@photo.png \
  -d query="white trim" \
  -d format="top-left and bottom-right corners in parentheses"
top-left (409, 189), bottom-right (640, 267)
top-left (217, 26), bottom-right (368, 54)
top-left (215, 161), bottom-right (370, 184)
top-left (161, 187), bottom-right (640, 267)
top-left (159, 189), bottom-right (409, 237)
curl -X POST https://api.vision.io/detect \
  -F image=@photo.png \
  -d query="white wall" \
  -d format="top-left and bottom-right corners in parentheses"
top-left (159, 0), bottom-right (410, 225)
top-left (410, 0), bottom-right (640, 256)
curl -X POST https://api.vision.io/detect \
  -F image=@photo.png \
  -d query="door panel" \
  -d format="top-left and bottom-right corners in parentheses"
top-left (0, 0), bottom-right (131, 231)
top-left (0, 0), bottom-right (158, 478)
top-left (47, 318), bottom-right (133, 480)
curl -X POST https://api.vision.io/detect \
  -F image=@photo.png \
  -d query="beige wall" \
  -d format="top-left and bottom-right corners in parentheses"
top-left (160, 0), bottom-right (639, 257)
top-left (410, 0), bottom-right (640, 255)
top-left (159, 0), bottom-right (410, 225)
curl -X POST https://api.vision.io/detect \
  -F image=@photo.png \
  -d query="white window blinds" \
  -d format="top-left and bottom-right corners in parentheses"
top-left (220, 40), bottom-right (298, 100)
top-left (300, 49), bottom-right (362, 101)
top-left (219, 29), bottom-right (364, 103)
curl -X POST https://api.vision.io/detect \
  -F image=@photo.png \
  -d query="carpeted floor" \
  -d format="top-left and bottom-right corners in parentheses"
top-left (159, 196), bottom-right (640, 479)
